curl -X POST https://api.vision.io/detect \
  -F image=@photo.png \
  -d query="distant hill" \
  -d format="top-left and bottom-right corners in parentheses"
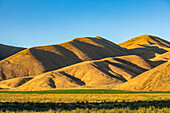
top-left (119, 35), bottom-right (170, 59)
top-left (0, 43), bottom-right (25, 60)
top-left (117, 61), bottom-right (170, 91)
top-left (16, 55), bottom-right (152, 90)
top-left (0, 36), bottom-right (131, 80)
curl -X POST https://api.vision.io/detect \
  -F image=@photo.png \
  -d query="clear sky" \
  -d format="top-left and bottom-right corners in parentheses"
top-left (0, 0), bottom-right (170, 48)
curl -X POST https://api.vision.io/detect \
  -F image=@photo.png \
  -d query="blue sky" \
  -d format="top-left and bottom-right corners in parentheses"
top-left (0, 0), bottom-right (170, 47)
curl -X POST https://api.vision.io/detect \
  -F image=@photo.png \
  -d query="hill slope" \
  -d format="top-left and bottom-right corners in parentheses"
top-left (17, 55), bottom-right (152, 90)
top-left (0, 36), bottom-right (131, 80)
top-left (119, 35), bottom-right (170, 59)
top-left (117, 61), bottom-right (170, 91)
top-left (0, 77), bottom-right (33, 88)
top-left (0, 44), bottom-right (25, 60)
top-left (151, 51), bottom-right (170, 61)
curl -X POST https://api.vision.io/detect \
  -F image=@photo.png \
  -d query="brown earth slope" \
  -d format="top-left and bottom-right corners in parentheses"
top-left (17, 55), bottom-right (152, 90)
top-left (151, 51), bottom-right (170, 62)
top-left (0, 77), bottom-right (33, 89)
top-left (117, 61), bottom-right (170, 91)
top-left (0, 43), bottom-right (25, 60)
top-left (119, 35), bottom-right (170, 59)
top-left (149, 51), bottom-right (170, 65)
top-left (0, 36), bottom-right (131, 80)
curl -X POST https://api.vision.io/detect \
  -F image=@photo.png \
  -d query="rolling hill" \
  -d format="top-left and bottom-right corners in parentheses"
top-left (0, 43), bottom-right (25, 60)
top-left (117, 61), bottom-right (170, 91)
top-left (0, 77), bottom-right (33, 89)
top-left (0, 35), bottom-right (169, 91)
top-left (15, 55), bottom-right (152, 90)
top-left (119, 35), bottom-right (170, 59)
top-left (0, 36), bottom-right (131, 80)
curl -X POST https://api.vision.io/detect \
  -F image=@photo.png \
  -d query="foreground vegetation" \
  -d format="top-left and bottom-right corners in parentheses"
top-left (1, 106), bottom-right (170, 113)
top-left (0, 93), bottom-right (169, 103)
top-left (0, 89), bottom-right (169, 112)
top-left (0, 100), bottom-right (169, 112)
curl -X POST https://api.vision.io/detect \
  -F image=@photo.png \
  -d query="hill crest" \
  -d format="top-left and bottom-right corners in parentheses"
top-left (119, 35), bottom-right (170, 48)
top-left (118, 35), bottom-right (170, 59)
top-left (0, 43), bottom-right (25, 60)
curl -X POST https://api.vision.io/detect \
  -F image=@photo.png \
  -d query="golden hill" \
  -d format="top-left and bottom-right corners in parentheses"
top-left (0, 77), bottom-right (33, 88)
top-left (0, 36), bottom-right (131, 80)
top-left (119, 35), bottom-right (170, 59)
top-left (151, 51), bottom-right (170, 62)
top-left (0, 43), bottom-right (25, 60)
top-left (149, 51), bottom-right (170, 65)
top-left (17, 55), bottom-right (152, 90)
top-left (117, 61), bottom-right (170, 91)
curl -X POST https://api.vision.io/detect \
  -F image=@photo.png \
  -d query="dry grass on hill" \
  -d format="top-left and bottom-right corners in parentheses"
top-left (151, 51), bottom-right (170, 61)
top-left (17, 55), bottom-right (152, 90)
top-left (0, 77), bottom-right (33, 88)
top-left (117, 61), bottom-right (170, 91)
top-left (150, 51), bottom-right (170, 65)
top-left (0, 35), bottom-right (169, 91)
top-left (0, 44), bottom-right (25, 60)
top-left (119, 35), bottom-right (170, 59)
top-left (0, 36), bottom-right (130, 81)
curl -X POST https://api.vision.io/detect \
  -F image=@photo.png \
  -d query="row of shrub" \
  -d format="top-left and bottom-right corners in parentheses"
top-left (1, 107), bottom-right (170, 113)
top-left (0, 100), bottom-right (169, 112)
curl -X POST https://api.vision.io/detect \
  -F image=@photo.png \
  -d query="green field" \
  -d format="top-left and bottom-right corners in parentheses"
top-left (0, 89), bottom-right (169, 94)
top-left (0, 89), bottom-right (169, 112)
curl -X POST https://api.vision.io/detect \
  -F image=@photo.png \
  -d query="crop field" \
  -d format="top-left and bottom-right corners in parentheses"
top-left (0, 89), bottom-right (169, 112)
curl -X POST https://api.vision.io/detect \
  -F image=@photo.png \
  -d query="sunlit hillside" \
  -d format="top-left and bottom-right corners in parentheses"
top-left (119, 35), bottom-right (170, 59)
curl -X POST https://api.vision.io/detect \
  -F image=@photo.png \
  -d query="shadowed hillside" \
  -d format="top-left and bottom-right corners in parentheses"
top-left (0, 35), bottom-right (169, 91)
top-left (0, 77), bottom-right (33, 88)
top-left (150, 51), bottom-right (170, 65)
top-left (0, 44), bottom-right (25, 60)
top-left (16, 55), bottom-right (152, 90)
top-left (153, 51), bottom-right (170, 61)
top-left (117, 61), bottom-right (170, 91)
top-left (0, 36), bottom-right (131, 80)
top-left (119, 35), bottom-right (170, 59)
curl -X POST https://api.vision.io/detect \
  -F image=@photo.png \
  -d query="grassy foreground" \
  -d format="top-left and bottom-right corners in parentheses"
top-left (0, 89), bottom-right (169, 112)
top-left (1, 105), bottom-right (170, 113)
